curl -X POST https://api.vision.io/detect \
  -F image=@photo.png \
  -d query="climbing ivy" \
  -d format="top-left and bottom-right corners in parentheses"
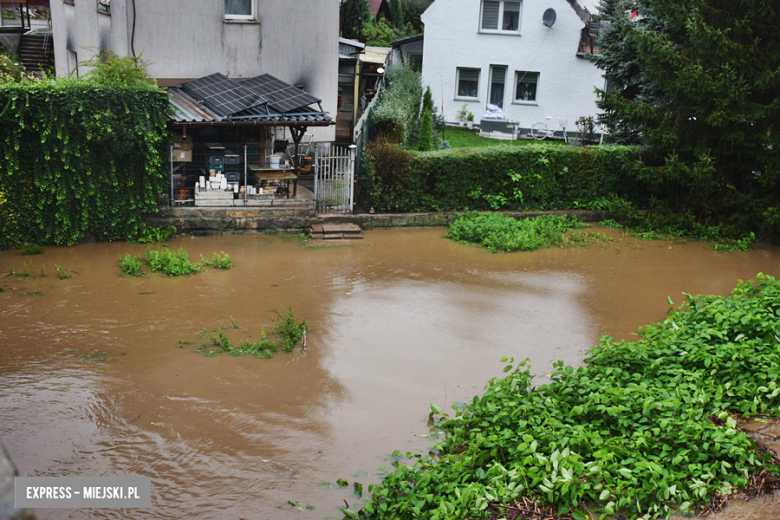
top-left (0, 79), bottom-right (171, 247)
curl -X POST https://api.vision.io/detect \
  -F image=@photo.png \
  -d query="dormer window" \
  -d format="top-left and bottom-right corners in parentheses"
top-left (480, 1), bottom-right (522, 34)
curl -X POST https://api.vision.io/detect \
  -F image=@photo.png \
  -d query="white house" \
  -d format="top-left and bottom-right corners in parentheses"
top-left (420, 0), bottom-right (604, 137)
top-left (50, 0), bottom-right (338, 141)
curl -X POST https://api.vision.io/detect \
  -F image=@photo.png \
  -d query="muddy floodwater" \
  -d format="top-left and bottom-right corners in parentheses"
top-left (2, 227), bottom-right (780, 519)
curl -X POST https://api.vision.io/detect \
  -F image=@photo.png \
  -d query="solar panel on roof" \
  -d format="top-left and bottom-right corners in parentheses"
top-left (242, 74), bottom-right (321, 113)
top-left (181, 73), bottom-right (266, 117)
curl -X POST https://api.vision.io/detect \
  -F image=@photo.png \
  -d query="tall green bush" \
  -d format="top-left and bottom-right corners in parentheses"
top-left (0, 80), bottom-right (171, 247)
top-left (373, 64), bottom-right (422, 148)
top-left (366, 143), bottom-right (646, 212)
top-left (417, 107), bottom-right (434, 151)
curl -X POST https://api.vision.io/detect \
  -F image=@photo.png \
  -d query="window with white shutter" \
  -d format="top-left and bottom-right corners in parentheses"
top-left (480, 0), bottom-right (522, 34)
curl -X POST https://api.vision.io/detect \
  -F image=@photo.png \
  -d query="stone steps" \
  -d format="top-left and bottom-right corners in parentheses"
top-left (309, 223), bottom-right (363, 240)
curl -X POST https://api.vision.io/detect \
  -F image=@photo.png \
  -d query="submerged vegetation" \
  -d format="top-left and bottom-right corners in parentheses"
top-left (349, 275), bottom-right (780, 519)
top-left (186, 308), bottom-right (308, 358)
top-left (444, 212), bottom-right (586, 252)
top-left (137, 225), bottom-right (177, 244)
top-left (117, 247), bottom-right (233, 277)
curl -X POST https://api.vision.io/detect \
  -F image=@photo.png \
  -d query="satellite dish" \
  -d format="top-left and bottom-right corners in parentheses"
top-left (543, 8), bottom-right (557, 27)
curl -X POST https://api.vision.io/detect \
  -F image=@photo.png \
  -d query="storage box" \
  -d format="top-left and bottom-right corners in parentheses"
top-left (172, 150), bottom-right (192, 162)
top-left (174, 141), bottom-right (193, 151)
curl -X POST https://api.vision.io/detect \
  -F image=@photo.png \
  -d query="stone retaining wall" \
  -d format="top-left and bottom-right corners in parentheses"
top-left (147, 207), bottom-right (610, 236)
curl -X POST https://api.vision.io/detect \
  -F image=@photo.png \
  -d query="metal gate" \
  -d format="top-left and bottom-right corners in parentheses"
top-left (314, 145), bottom-right (355, 214)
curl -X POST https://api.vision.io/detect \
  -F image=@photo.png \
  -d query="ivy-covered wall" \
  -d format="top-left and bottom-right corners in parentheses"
top-left (366, 143), bottom-right (649, 213)
top-left (0, 82), bottom-right (171, 247)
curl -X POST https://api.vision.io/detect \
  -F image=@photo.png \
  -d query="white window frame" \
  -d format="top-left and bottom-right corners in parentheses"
top-left (488, 65), bottom-right (508, 109)
top-left (513, 71), bottom-right (539, 105)
top-left (455, 67), bottom-right (481, 100)
top-left (479, 0), bottom-right (522, 35)
top-left (225, 0), bottom-right (254, 20)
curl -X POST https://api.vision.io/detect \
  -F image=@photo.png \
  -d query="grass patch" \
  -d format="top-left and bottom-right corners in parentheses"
top-left (352, 274), bottom-right (780, 520)
top-left (62, 349), bottom-right (111, 362)
top-left (20, 290), bottom-right (44, 297)
top-left (444, 126), bottom-right (564, 149)
top-left (444, 212), bottom-right (585, 252)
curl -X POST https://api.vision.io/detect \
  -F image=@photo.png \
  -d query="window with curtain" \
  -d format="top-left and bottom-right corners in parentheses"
top-left (457, 68), bottom-right (480, 98)
top-left (489, 66), bottom-right (507, 108)
top-left (480, 0), bottom-right (522, 33)
top-left (225, 0), bottom-right (253, 19)
top-left (514, 71), bottom-right (539, 102)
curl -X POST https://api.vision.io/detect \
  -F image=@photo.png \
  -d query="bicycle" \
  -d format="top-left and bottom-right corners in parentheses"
top-left (531, 116), bottom-right (570, 143)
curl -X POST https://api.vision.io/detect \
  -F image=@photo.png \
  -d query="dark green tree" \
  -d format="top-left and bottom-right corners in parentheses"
top-left (389, 0), bottom-right (404, 28)
top-left (417, 107), bottom-right (434, 151)
top-left (402, 0), bottom-right (432, 34)
top-left (341, 0), bottom-right (371, 40)
top-left (422, 86), bottom-right (433, 114)
top-left (593, 0), bottom-right (780, 231)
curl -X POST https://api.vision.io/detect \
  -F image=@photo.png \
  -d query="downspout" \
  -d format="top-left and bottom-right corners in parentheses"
top-left (131, 0), bottom-right (137, 57)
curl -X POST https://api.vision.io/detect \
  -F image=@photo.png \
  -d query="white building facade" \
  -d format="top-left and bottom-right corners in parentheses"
top-left (420, 0), bottom-right (603, 135)
top-left (51, 0), bottom-right (338, 141)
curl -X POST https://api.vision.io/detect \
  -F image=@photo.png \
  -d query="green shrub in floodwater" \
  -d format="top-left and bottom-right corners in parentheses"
top-left (137, 225), bottom-right (176, 243)
top-left (21, 243), bottom-right (43, 255)
top-left (187, 308), bottom-right (307, 358)
top-left (271, 306), bottom-right (308, 352)
top-left (118, 254), bottom-right (142, 277)
top-left (144, 247), bottom-right (203, 276)
top-left (352, 274), bottom-right (780, 520)
top-left (55, 264), bottom-right (71, 279)
top-left (444, 212), bottom-right (583, 252)
top-left (207, 252), bottom-right (233, 270)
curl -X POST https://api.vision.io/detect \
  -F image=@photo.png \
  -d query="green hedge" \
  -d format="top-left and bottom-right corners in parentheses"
top-left (0, 82), bottom-right (171, 247)
top-left (366, 143), bottom-right (649, 212)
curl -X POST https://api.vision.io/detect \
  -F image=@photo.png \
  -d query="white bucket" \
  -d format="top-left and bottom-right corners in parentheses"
top-left (270, 155), bottom-right (280, 168)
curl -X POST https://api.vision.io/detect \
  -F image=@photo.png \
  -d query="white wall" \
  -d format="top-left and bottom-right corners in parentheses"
top-left (421, 0), bottom-right (604, 131)
top-left (51, 0), bottom-right (339, 141)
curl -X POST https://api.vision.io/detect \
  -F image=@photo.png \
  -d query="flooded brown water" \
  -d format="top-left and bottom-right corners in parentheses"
top-left (1, 227), bottom-right (780, 519)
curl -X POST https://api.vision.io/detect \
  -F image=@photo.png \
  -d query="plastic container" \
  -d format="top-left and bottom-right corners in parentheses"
top-left (270, 155), bottom-right (280, 168)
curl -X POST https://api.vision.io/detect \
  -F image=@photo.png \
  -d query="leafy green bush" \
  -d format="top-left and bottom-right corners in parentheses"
top-left (271, 306), bottom-right (308, 352)
top-left (0, 79), bottom-right (170, 248)
top-left (21, 243), bottom-right (43, 255)
top-left (144, 248), bottom-right (202, 276)
top-left (445, 212), bottom-right (582, 252)
top-left (117, 254), bottom-right (142, 277)
top-left (373, 64), bottom-right (422, 148)
top-left (207, 252), bottom-right (233, 270)
top-left (137, 225), bottom-right (176, 243)
top-left (355, 275), bottom-right (780, 519)
top-left (55, 264), bottom-right (71, 279)
top-left (366, 143), bottom-right (646, 213)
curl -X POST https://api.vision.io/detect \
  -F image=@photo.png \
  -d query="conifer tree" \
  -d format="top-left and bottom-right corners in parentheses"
top-left (422, 86), bottom-right (433, 114)
top-left (417, 107), bottom-right (434, 151)
top-left (592, 0), bottom-right (780, 226)
top-left (389, 0), bottom-right (404, 28)
top-left (341, 0), bottom-right (371, 41)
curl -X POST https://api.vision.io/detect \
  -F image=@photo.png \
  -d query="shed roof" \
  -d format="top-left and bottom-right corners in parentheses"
top-left (168, 74), bottom-right (332, 126)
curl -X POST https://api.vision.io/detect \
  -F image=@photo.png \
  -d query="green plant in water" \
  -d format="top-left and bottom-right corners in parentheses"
top-left (118, 254), bottom-right (142, 277)
top-left (208, 252), bottom-right (233, 270)
top-left (714, 232), bottom-right (757, 252)
top-left (39, 265), bottom-right (46, 277)
top-left (599, 219), bottom-right (623, 229)
top-left (55, 264), bottom-right (71, 279)
top-left (351, 274), bottom-right (780, 520)
top-left (230, 316), bottom-right (239, 329)
top-left (137, 225), bottom-right (177, 244)
top-left (144, 247), bottom-right (203, 276)
top-left (22, 243), bottom-right (43, 255)
top-left (270, 306), bottom-right (308, 352)
top-left (444, 212), bottom-right (583, 253)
